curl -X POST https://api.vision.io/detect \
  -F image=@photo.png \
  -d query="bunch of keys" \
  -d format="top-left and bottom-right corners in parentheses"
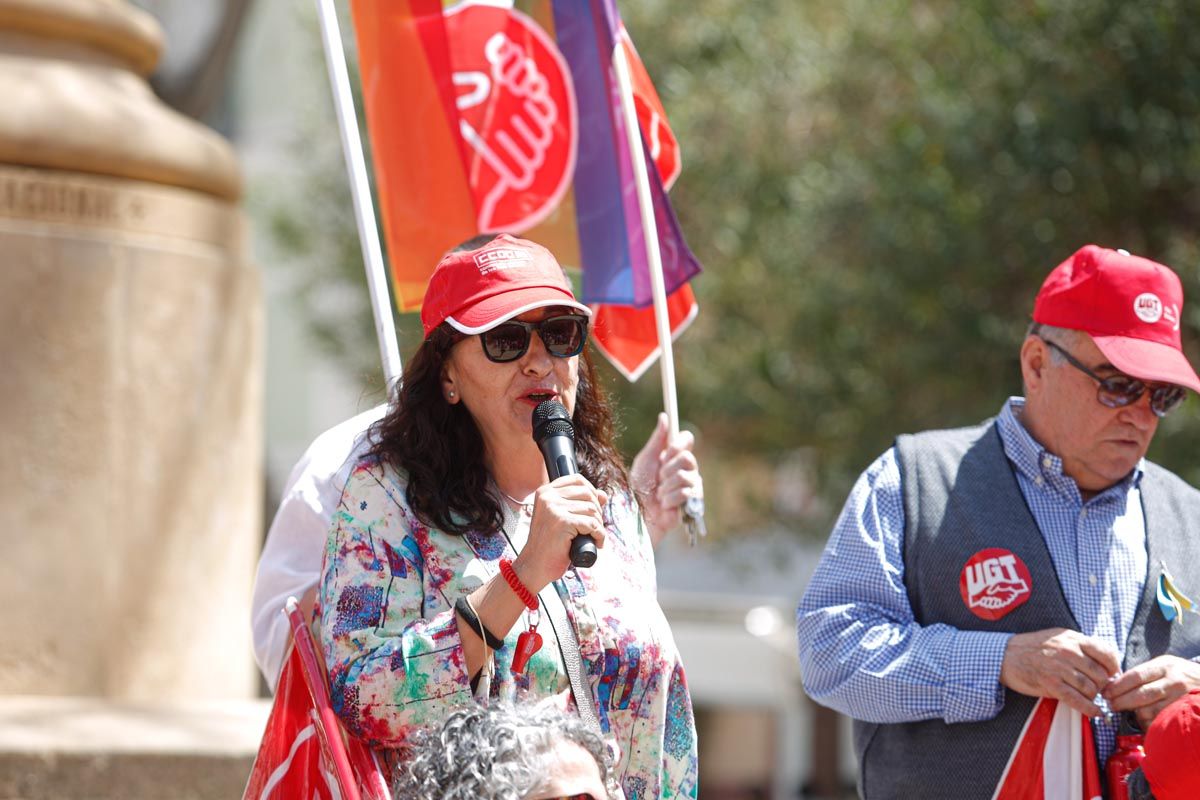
top-left (683, 495), bottom-right (707, 546)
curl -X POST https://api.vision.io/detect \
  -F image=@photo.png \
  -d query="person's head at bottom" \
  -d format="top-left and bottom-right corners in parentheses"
top-left (392, 702), bottom-right (615, 800)
top-left (1125, 688), bottom-right (1200, 800)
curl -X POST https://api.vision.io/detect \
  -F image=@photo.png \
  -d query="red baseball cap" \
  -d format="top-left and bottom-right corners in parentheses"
top-left (420, 234), bottom-right (590, 339)
top-left (1141, 688), bottom-right (1200, 800)
top-left (1032, 244), bottom-right (1200, 393)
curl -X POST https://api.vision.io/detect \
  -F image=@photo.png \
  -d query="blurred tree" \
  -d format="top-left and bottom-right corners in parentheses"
top-left (136, 0), bottom-right (256, 122)
top-left (259, 3), bottom-right (406, 393)
top-left (267, 0), bottom-right (1200, 540)
top-left (619, 0), bottom-right (1200, 536)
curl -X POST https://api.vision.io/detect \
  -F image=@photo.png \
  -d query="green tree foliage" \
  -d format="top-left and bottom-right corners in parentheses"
top-left (617, 0), bottom-right (1200, 535)
top-left (269, 0), bottom-right (1200, 539)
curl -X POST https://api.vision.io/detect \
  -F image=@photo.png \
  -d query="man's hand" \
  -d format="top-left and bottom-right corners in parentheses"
top-left (999, 628), bottom-right (1121, 717)
top-left (629, 413), bottom-right (702, 546)
top-left (1103, 655), bottom-right (1200, 730)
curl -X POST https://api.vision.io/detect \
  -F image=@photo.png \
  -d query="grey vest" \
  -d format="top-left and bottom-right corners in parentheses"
top-left (852, 421), bottom-right (1200, 799)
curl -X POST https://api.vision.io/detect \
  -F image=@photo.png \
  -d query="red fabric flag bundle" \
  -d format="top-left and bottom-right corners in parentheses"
top-left (242, 602), bottom-right (391, 800)
top-left (992, 698), bottom-right (1103, 800)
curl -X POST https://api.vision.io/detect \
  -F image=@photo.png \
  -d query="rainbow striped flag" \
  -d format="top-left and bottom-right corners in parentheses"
top-left (349, 0), bottom-right (701, 379)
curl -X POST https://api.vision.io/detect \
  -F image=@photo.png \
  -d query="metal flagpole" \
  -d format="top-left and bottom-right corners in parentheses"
top-left (611, 41), bottom-right (706, 543)
top-left (315, 0), bottom-right (403, 388)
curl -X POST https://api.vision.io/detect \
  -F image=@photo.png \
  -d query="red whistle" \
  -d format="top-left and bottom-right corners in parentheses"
top-left (511, 628), bottom-right (543, 674)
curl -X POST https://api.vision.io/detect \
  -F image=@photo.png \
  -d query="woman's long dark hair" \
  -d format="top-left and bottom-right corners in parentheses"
top-left (366, 323), bottom-right (630, 536)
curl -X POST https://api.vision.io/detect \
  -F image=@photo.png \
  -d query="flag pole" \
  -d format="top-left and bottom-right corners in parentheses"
top-left (1068, 709), bottom-right (1083, 800)
top-left (612, 44), bottom-right (678, 435)
top-left (612, 40), bottom-right (706, 542)
top-left (315, 0), bottom-right (403, 389)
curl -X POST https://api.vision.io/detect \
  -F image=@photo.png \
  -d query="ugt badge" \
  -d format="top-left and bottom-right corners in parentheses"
top-left (960, 548), bottom-right (1033, 621)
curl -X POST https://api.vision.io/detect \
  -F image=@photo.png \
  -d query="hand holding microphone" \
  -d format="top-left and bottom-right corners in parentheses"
top-left (533, 400), bottom-right (601, 568)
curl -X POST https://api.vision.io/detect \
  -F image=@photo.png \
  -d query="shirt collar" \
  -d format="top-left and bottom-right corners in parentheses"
top-left (996, 397), bottom-right (1144, 500)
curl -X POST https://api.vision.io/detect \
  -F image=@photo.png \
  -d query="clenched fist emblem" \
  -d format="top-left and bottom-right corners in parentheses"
top-left (446, 5), bottom-right (577, 232)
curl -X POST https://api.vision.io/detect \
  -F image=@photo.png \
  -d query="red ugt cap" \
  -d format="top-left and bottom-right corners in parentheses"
top-left (1032, 244), bottom-right (1200, 393)
top-left (1141, 688), bottom-right (1200, 800)
top-left (420, 234), bottom-right (590, 339)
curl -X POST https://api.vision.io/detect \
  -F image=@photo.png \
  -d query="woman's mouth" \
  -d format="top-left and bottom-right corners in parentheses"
top-left (523, 390), bottom-right (557, 404)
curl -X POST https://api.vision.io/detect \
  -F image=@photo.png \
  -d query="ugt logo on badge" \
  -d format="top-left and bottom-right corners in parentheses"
top-left (1133, 292), bottom-right (1164, 324)
top-left (446, 4), bottom-right (578, 233)
top-left (960, 548), bottom-right (1033, 621)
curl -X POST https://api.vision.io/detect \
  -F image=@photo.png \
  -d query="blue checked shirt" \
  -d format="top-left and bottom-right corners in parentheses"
top-left (796, 398), bottom-right (1147, 765)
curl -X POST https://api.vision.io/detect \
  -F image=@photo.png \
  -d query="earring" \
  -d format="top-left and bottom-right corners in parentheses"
top-left (448, 390), bottom-right (456, 399)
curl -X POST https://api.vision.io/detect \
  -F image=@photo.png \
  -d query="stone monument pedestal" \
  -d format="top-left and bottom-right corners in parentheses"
top-left (0, 1), bottom-right (264, 793)
top-left (0, 165), bottom-right (260, 701)
top-left (0, 696), bottom-right (270, 800)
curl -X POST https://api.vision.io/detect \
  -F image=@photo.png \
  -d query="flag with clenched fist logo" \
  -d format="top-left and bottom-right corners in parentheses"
top-left (349, 0), bottom-right (701, 379)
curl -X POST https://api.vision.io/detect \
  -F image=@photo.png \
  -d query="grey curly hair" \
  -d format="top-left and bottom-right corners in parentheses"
top-left (391, 703), bottom-right (616, 800)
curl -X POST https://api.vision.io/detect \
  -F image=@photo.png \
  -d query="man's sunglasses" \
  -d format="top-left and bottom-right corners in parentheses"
top-left (479, 314), bottom-right (589, 363)
top-left (1039, 337), bottom-right (1187, 418)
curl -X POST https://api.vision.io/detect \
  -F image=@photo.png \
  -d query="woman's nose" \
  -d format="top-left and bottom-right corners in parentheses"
top-left (520, 331), bottom-right (553, 374)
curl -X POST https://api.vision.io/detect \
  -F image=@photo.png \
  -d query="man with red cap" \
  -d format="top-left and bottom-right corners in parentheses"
top-left (798, 245), bottom-right (1200, 797)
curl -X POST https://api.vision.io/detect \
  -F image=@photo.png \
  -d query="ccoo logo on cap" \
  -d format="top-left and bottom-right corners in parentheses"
top-left (1032, 245), bottom-right (1200, 394)
top-left (420, 234), bottom-right (590, 339)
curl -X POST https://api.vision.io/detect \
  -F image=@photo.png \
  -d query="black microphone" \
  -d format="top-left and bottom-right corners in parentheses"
top-left (532, 400), bottom-right (596, 568)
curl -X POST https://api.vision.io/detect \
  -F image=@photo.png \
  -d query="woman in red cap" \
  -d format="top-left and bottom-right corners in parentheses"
top-left (318, 234), bottom-right (701, 797)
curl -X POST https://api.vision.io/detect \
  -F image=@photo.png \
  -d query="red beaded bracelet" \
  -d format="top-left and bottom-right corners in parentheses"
top-left (499, 559), bottom-right (539, 611)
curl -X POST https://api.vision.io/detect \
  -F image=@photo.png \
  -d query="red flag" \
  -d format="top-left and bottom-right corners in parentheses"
top-left (992, 699), bottom-right (1102, 800)
top-left (617, 24), bottom-right (680, 191)
top-left (592, 283), bottom-right (698, 381)
top-left (588, 22), bottom-right (697, 380)
top-left (242, 644), bottom-right (343, 800)
top-left (243, 604), bottom-right (392, 800)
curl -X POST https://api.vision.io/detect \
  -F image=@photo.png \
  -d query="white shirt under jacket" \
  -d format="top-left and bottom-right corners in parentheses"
top-left (250, 404), bottom-right (387, 689)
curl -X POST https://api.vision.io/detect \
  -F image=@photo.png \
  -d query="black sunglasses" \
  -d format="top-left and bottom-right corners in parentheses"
top-left (479, 314), bottom-right (589, 363)
top-left (1039, 337), bottom-right (1187, 418)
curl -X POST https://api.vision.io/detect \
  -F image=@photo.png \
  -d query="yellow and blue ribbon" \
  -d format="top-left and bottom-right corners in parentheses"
top-left (1157, 565), bottom-right (1196, 623)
